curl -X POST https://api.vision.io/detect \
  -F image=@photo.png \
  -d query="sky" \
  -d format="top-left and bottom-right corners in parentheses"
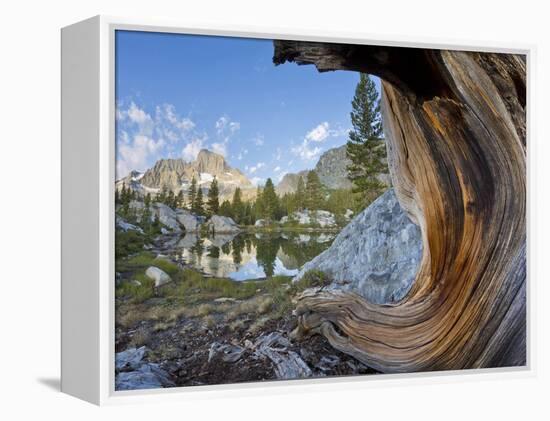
top-left (115, 30), bottom-right (378, 185)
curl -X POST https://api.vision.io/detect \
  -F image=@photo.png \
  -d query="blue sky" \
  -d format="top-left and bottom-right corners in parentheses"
top-left (115, 30), bottom-right (376, 185)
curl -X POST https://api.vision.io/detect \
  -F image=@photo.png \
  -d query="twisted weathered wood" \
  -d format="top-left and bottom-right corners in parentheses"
top-left (274, 41), bottom-right (526, 372)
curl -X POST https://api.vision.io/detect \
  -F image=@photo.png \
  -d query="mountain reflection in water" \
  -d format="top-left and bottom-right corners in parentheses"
top-left (170, 231), bottom-right (335, 281)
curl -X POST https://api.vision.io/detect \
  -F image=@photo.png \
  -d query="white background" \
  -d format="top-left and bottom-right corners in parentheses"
top-left (0, 0), bottom-right (547, 419)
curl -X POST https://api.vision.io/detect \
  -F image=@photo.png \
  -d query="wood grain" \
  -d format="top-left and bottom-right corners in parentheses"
top-left (274, 42), bottom-right (526, 372)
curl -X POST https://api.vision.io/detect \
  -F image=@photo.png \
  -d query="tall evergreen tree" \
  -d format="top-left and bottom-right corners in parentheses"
top-left (219, 200), bottom-right (233, 218)
top-left (262, 178), bottom-right (280, 220)
top-left (231, 187), bottom-right (244, 223)
top-left (188, 176), bottom-right (197, 211)
top-left (305, 171), bottom-right (324, 210)
top-left (295, 177), bottom-right (306, 210)
top-left (346, 73), bottom-right (388, 207)
top-left (176, 190), bottom-right (185, 209)
top-left (144, 193), bottom-right (152, 207)
top-left (193, 187), bottom-right (205, 215)
top-left (207, 177), bottom-right (220, 215)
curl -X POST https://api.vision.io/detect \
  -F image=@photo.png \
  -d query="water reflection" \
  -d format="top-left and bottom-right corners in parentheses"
top-left (171, 231), bottom-right (335, 281)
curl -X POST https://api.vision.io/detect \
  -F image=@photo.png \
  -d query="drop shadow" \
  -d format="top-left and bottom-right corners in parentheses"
top-left (37, 377), bottom-right (61, 392)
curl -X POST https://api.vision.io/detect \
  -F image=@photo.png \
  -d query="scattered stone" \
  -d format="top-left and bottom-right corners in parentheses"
top-left (214, 297), bottom-right (237, 303)
top-left (145, 266), bottom-right (172, 287)
top-left (281, 210), bottom-right (337, 227)
top-left (208, 342), bottom-right (246, 363)
top-left (254, 219), bottom-right (267, 227)
top-left (115, 347), bottom-right (175, 391)
top-left (116, 216), bottom-right (144, 234)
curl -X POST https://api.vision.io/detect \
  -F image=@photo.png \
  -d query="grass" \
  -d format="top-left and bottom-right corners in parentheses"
top-left (116, 239), bottom-right (332, 336)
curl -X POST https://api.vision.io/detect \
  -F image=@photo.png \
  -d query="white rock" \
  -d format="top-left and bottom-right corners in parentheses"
top-left (145, 266), bottom-right (172, 287)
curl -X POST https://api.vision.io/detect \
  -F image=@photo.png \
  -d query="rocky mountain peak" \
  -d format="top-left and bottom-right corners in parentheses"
top-left (194, 149), bottom-right (228, 174)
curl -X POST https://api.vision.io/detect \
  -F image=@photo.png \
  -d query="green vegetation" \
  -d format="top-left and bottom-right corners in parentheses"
top-left (206, 176), bottom-right (220, 215)
top-left (347, 73), bottom-right (389, 209)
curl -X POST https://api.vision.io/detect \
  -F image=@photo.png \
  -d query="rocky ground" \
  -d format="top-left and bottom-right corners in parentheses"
top-left (115, 265), bottom-right (377, 390)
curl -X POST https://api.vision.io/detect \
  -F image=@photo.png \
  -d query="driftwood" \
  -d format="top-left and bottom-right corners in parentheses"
top-left (274, 41), bottom-right (526, 373)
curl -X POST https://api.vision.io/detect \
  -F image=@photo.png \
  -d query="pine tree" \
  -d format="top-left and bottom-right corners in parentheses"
top-left (347, 73), bottom-right (388, 207)
top-left (176, 190), bottom-right (184, 209)
top-left (115, 188), bottom-right (120, 204)
top-left (193, 187), bottom-right (204, 215)
top-left (305, 171), bottom-right (324, 210)
top-left (188, 176), bottom-right (197, 211)
top-left (144, 193), bottom-right (152, 207)
top-left (167, 190), bottom-right (176, 208)
top-left (262, 178), bottom-right (280, 221)
top-left (231, 187), bottom-right (244, 223)
top-left (219, 200), bottom-right (233, 218)
top-left (254, 186), bottom-right (265, 220)
top-left (295, 177), bottom-right (306, 210)
top-left (207, 176), bottom-right (220, 216)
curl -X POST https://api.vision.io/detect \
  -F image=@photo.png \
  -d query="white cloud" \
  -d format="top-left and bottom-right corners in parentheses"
top-left (216, 115), bottom-right (240, 136)
top-left (305, 122), bottom-right (330, 143)
top-left (182, 136), bottom-right (206, 161)
top-left (292, 139), bottom-right (322, 161)
top-left (117, 134), bottom-right (165, 179)
top-left (211, 142), bottom-right (227, 157)
top-left (253, 134), bottom-right (265, 146)
top-left (157, 104), bottom-right (195, 132)
top-left (248, 162), bottom-right (266, 174)
top-left (127, 102), bottom-right (152, 125)
top-left (275, 147), bottom-right (282, 160)
top-left (250, 177), bottom-right (265, 186)
top-left (274, 166), bottom-right (281, 172)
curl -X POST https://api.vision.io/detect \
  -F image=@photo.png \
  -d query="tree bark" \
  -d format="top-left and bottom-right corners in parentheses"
top-left (274, 41), bottom-right (526, 372)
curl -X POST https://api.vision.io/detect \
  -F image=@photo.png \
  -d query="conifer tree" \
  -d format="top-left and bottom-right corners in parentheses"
top-left (188, 176), bottom-right (197, 211)
top-left (193, 187), bottom-right (205, 215)
top-left (305, 171), bottom-right (324, 210)
top-left (207, 176), bottom-right (220, 216)
top-left (176, 190), bottom-right (184, 209)
top-left (295, 177), bottom-right (306, 210)
top-left (231, 187), bottom-right (244, 223)
top-left (346, 73), bottom-right (388, 207)
top-left (262, 178), bottom-right (280, 220)
top-left (219, 200), bottom-right (232, 218)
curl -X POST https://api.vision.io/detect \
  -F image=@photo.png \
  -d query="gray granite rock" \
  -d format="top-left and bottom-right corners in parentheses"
top-left (176, 209), bottom-right (202, 232)
top-left (205, 215), bottom-right (241, 233)
top-left (153, 203), bottom-right (181, 232)
top-left (115, 347), bottom-right (175, 391)
top-left (293, 189), bottom-right (422, 304)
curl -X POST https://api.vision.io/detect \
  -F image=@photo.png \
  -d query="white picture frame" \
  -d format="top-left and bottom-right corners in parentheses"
top-left (61, 15), bottom-right (533, 406)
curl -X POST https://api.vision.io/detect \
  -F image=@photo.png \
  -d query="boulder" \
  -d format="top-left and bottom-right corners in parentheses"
top-left (115, 346), bottom-right (175, 391)
top-left (293, 189), bottom-right (422, 304)
top-left (116, 216), bottom-right (144, 234)
top-left (175, 209), bottom-right (201, 232)
top-left (145, 266), bottom-right (172, 287)
top-left (205, 215), bottom-right (241, 233)
top-left (254, 219), bottom-right (267, 227)
top-left (283, 210), bottom-right (336, 227)
top-left (153, 203), bottom-right (181, 232)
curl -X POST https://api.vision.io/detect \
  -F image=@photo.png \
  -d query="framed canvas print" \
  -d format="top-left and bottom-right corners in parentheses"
top-left (61, 16), bottom-right (530, 405)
